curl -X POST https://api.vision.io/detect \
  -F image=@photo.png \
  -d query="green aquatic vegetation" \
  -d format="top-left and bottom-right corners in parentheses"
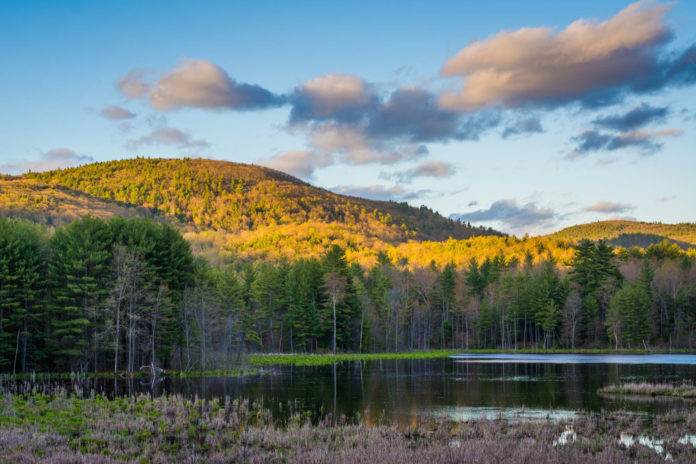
top-left (247, 350), bottom-right (462, 366)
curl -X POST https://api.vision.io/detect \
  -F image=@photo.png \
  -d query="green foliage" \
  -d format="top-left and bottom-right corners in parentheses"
top-left (606, 283), bottom-right (652, 349)
top-left (48, 216), bottom-right (113, 370)
top-left (0, 218), bottom-right (47, 372)
top-left (0, 216), bottom-right (195, 373)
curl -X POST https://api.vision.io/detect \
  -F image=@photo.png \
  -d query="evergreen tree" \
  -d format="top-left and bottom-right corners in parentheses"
top-left (48, 216), bottom-right (113, 371)
top-left (607, 283), bottom-right (651, 348)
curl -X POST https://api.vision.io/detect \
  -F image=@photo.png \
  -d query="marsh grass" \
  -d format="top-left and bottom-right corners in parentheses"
top-left (0, 368), bottom-right (265, 382)
top-left (600, 381), bottom-right (696, 398)
top-left (247, 349), bottom-right (462, 366)
top-left (2, 390), bottom-right (696, 463)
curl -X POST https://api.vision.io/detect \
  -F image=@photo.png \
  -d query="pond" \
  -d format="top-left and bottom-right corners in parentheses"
top-left (11, 354), bottom-right (696, 425)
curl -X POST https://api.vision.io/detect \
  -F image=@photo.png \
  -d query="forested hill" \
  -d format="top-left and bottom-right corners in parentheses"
top-left (2, 157), bottom-right (496, 243)
top-left (547, 221), bottom-right (696, 249)
top-left (1, 157), bottom-right (694, 268)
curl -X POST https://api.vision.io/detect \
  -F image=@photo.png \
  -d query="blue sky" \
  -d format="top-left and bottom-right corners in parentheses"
top-left (1, 0), bottom-right (694, 236)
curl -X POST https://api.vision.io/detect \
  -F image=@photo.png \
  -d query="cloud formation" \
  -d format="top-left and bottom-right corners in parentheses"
top-left (0, 149), bottom-right (94, 174)
top-left (384, 161), bottom-right (456, 183)
top-left (117, 69), bottom-right (152, 98)
top-left (331, 184), bottom-right (429, 202)
top-left (289, 73), bottom-right (377, 124)
top-left (570, 127), bottom-right (682, 156)
top-left (582, 201), bottom-right (635, 213)
top-left (502, 116), bottom-right (544, 138)
top-left (127, 127), bottom-right (210, 150)
top-left (592, 103), bottom-right (667, 131)
top-left (119, 59), bottom-right (284, 111)
top-left (100, 105), bottom-right (135, 120)
top-left (279, 76), bottom-right (500, 177)
top-left (109, 2), bottom-right (696, 180)
top-left (450, 199), bottom-right (556, 231)
top-left (262, 150), bottom-right (335, 179)
top-left (439, 1), bottom-right (686, 111)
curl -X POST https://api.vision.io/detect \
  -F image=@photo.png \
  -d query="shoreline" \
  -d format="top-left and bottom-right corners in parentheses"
top-left (247, 348), bottom-right (696, 366)
top-left (2, 349), bottom-right (696, 378)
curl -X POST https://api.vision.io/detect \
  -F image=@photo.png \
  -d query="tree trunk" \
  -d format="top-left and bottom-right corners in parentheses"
top-left (114, 297), bottom-right (121, 373)
top-left (332, 297), bottom-right (337, 354)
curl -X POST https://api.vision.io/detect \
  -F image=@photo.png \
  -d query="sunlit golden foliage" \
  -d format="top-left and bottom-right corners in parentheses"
top-left (25, 157), bottom-right (491, 242)
top-left (0, 178), bottom-right (151, 226)
top-left (549, 220), bottom-right (696, 248)
top-left (1, 158), bottom-right (693, 269)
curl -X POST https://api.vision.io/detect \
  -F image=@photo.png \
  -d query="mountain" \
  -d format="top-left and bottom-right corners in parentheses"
top-left (1, 158), bottom-right (499, 263)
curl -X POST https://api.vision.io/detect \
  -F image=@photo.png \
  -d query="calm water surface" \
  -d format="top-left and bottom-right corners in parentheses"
top-left (18, 354), bottom-right (696, 425)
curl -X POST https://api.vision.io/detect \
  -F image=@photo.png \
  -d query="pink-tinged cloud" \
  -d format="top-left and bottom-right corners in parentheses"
top-left (582, 201), bottom-right (635, 214)
top-left (440, 1), bottom-right (673, 111)
top-left (307, 123), bottom-right (430, 166)
top-left (100, 105), bottom-right (135, 120)
top-left (261, 150), bottom-right (335, 179)
top-left (290, 74), bottom-right (375, 123)
top-left (387, 161), bottom-right (457, 183)
top-left (117, 69), bottom-right (152, 98)
top-left (146, 59), bottom-right (283, 111)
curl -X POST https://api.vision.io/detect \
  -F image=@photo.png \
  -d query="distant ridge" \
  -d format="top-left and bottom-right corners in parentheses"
top-left (548, 220), bottom-right (696, 249)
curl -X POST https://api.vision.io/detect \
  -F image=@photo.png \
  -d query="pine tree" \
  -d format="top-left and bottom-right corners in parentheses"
top-left (48, 216), bottom-right (112, 371)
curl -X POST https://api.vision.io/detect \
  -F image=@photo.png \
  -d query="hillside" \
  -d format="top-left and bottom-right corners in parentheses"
top-left (548, 220), bottom-right (696, 249)
top-left (0, 177), bottom-right (160, 225)
top-left (0, 158), bottom-right (502, 264)
top-left (24, 158), bottom-right (494, 239)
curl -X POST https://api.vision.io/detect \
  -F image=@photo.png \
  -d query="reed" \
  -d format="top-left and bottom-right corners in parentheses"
top-left (2, 389), bottom-right (696, 463)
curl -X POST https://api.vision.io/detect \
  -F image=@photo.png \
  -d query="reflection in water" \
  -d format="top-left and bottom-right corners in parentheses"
top-left (451, 353), bottom-right (696, 365)
top-left (432, 406), bottom-right (580, 422)
top-left (6, 355), bottom-right (696, 426)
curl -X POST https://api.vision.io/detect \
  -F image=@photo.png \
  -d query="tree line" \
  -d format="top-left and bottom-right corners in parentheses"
top-left (1, 215), bottom-right (695, 373)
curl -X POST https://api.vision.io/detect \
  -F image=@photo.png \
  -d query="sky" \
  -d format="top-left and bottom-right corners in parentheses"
top-left (1, 0), bottom-right (695, 236)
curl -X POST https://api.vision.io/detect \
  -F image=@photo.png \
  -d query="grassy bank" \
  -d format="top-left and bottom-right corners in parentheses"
top-left (247, 349), bottom-right (461, 366)
top-left (600, 381), bottom-right (696, 398)
top-left (2, 392), bottom-right (696, 463)
top-left (247, 348), bottom-right (696, 366)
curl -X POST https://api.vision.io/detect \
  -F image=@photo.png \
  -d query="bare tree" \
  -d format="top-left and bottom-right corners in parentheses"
top-left (412, 267), bottom-right (436, 350)
top-left (109, 245), bottom-right (146, 373)
top-left (563, 290), bottom-right (582, 349)
top-left (325, 271), bottom-right (347, 353)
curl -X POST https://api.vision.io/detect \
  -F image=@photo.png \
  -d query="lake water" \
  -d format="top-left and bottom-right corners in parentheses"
top-left (13, 354), bottom-right (696, 425)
